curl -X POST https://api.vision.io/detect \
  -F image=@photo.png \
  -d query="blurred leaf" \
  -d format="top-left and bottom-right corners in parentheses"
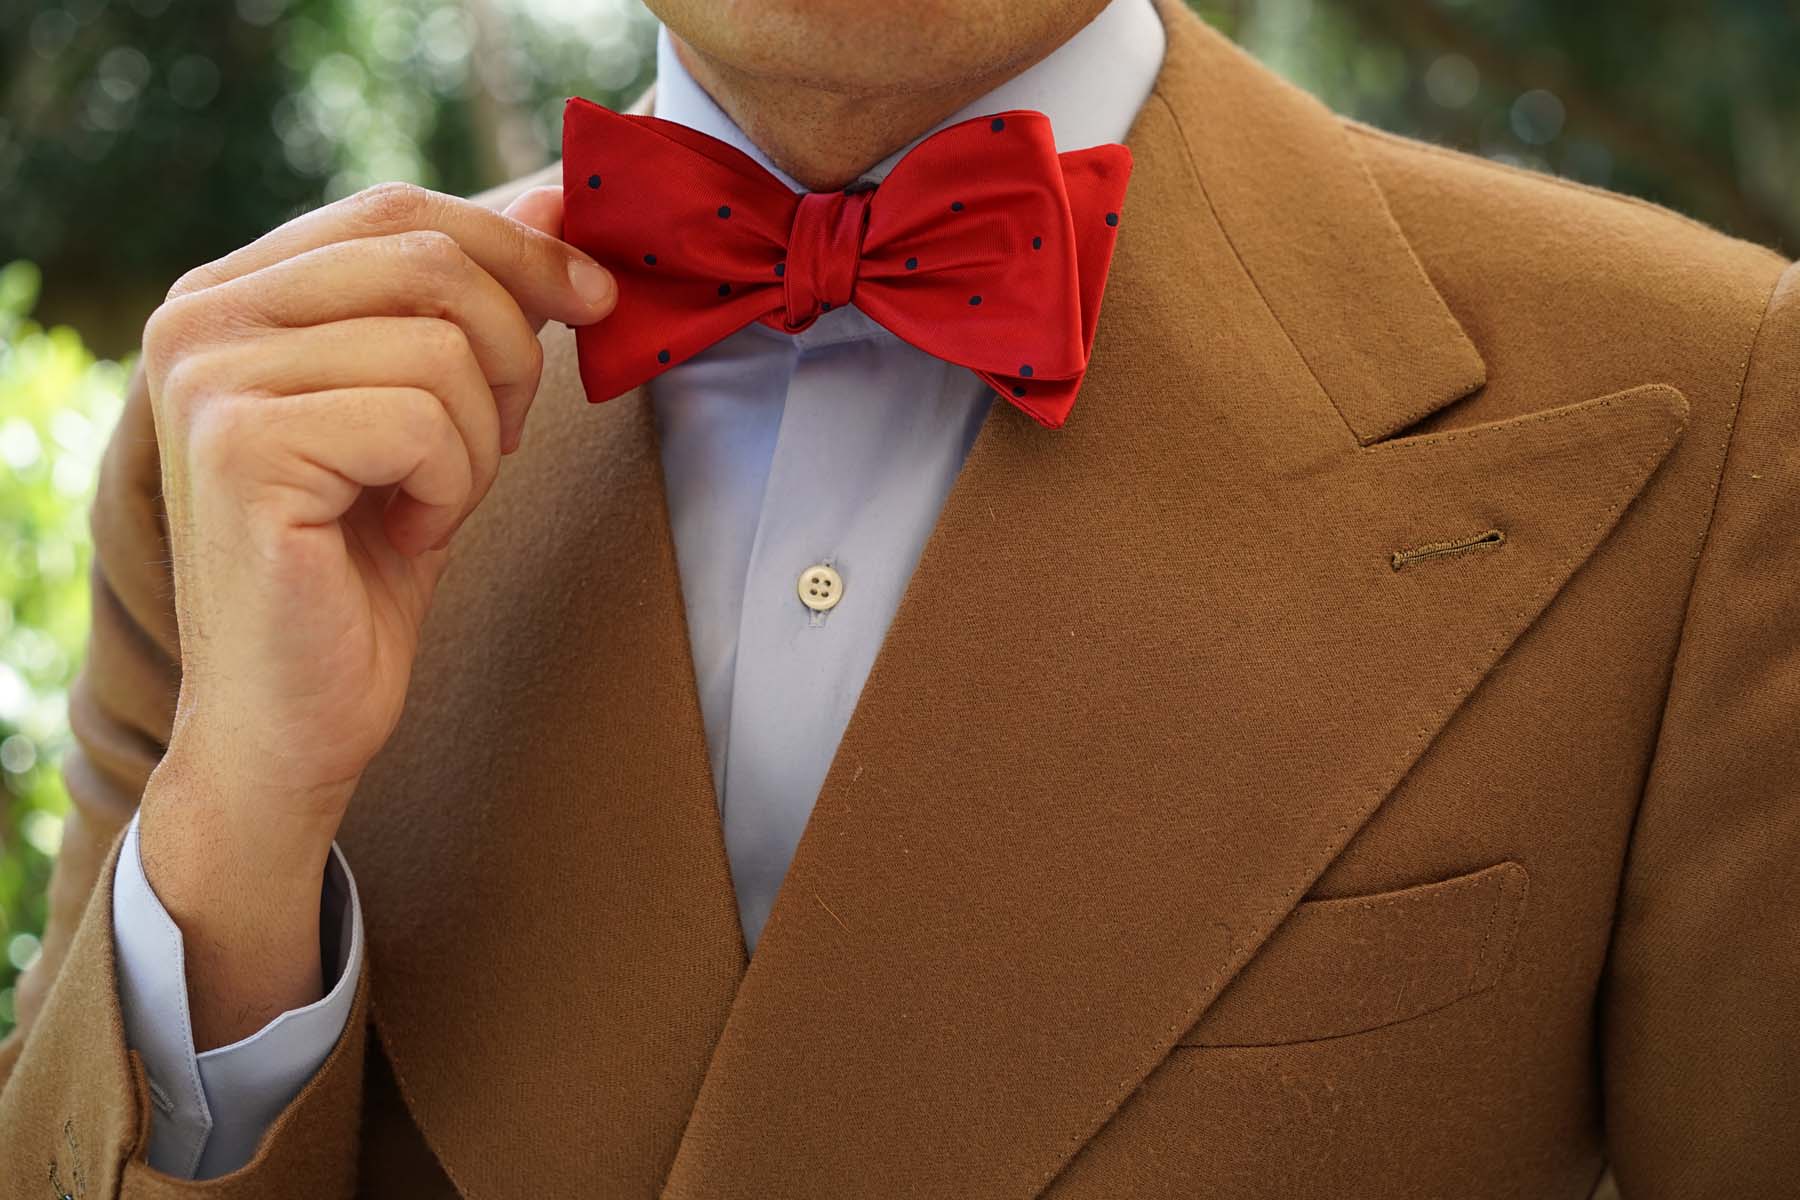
top-left (0, 257), bottom-right (126, 1039)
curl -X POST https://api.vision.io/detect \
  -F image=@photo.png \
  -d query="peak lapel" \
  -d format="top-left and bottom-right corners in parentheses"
top-left (337, 325), bottom-right (748, 1197)
top-left (661, 3), bottom-right (1686, 1198)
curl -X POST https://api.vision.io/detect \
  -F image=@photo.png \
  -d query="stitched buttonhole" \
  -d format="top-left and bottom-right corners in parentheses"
top-left (1390, 527), bottom-right (1505, 571)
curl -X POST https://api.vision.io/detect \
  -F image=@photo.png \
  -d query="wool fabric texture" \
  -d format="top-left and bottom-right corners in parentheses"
top-left (3, 1), bottom-right (1797, 1195)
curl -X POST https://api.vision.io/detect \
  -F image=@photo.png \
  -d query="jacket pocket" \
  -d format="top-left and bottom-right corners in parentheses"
top-left (1177, 859), bottom-right (1529, 1048)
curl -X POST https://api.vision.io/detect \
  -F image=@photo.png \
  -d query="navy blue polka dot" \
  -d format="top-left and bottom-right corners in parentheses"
top-left (718, 283), bottom-right (732, 296)
top-left (657, 348), bottom-right (671, 364)
top-left (968, 294), bottom-right (982, 306)
top-left (643, 253), bottom-right (657, 265)
top-left (717, 205), bottom-right (732, 219)
top-left (990, 117), bottom-right (1005, 132)
top-left (905, 256), bottom-right (918, 270)
top-left (1012, 385), bottom-right (1027, 397)
top-left (950, 200), bottom-right (964, 212)
top-left (1105, 211), bottom-right (1119, 226)
top-left (1032, 235), bottom-right (1043, 250)
top-left (774, 262), bottom-right (786, 277)
top-left (821, 301), bottom-right (833, 311)
top-left (587, 174), bottom-right (601, 188)
top-left (1020, 364), bottom-right (1033, 377)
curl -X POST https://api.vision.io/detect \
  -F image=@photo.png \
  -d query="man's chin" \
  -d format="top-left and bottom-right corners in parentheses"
top-left (643, 0), bottom-right (1109, 98)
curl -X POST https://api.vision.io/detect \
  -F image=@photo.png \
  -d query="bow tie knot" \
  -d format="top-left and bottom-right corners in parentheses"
top-left (781, 186), bottom-right (875, 331)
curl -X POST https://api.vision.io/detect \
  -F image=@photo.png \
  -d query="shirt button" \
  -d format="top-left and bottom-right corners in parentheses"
top-left (797, 563), bottom-right (843, 612)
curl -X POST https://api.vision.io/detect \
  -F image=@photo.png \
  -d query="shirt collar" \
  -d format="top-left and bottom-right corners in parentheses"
top-left (652, 0), bottom-right (1165, 192)
top-left (648, 0), bottom-right (1166, 350)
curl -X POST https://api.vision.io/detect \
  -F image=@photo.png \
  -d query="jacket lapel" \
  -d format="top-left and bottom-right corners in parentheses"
top-left (659, 2), bottom-right (1686, 1197)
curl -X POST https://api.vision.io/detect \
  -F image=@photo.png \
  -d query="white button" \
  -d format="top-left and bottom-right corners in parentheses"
top-left (797, 563), bottom-right (843, 612)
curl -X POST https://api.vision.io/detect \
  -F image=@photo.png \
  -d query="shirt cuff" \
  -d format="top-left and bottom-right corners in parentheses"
top-left (110, 809), bottom-right (364, 1180)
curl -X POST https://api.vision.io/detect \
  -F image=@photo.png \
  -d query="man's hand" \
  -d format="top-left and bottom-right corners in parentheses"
top-left (133, 181), bottom-right (604, 1049)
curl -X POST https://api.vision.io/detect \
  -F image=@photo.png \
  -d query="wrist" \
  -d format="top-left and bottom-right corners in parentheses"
top-left (138, 742), bottom-right (344, 917)
top-left (154, 725), bottom-right (353, 853)
top-left (136, 749), bottom-right (339, 1050)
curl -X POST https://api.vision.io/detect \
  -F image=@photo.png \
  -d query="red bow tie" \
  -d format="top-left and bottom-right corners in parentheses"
top-left (559, 96), bottom-right (1132, 429)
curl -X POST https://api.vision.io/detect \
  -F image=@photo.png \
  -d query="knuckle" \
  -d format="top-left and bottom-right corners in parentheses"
top-left (164, 269), bottom-right (203, 303)
top-left (141, 291), bottom-right (213, 366)
top-left (470, 457), bottom-right (500, 516)
top-left (524, 329), bottom-right (546, 380)
top-left (472, 436), bottom-right (499, 484)
top-left (394, 231), bottom-right (468, 308)
top-left (164, 260), bottom-right (223, 302)
top-left (427, 394), bottom-right (476, 482)
top-left (184, 396), bottom-right (253, 476)
top-left (395, 227), bottom-right (462, 268)
top-left (353, 180), bottom-right (433, 233)
top-left (140, 301), bottom-right (185, 370)
top-left (155, 350), bottom-right (217, 422)
top-left (397, 385), bottom-right (450, 448)
top-left (414, 316), bottom-right (472, 366)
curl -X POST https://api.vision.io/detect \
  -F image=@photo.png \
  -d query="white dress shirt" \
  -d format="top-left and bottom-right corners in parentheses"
top-left (108, 0), bottom-right (1166, 1178)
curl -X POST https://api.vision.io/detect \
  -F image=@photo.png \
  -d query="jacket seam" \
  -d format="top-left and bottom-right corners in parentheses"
top-left (1629, 263), bottom-right (1786, 817)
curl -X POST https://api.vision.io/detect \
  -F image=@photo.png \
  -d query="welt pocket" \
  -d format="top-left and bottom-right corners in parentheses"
top-left (1176, 859), bottom-right (1529, 1048)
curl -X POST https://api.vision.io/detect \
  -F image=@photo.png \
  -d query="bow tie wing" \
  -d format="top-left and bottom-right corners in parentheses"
top-left (1054, 144), bottom-right (1133, 389)
top-left (856, 111), bottom-right (1131, 428)
top-left (561, 97), bottom-right (798, 401)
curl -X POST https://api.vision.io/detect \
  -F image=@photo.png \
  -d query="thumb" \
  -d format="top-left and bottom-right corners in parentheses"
top-left (502, 184), bottom-right (564, 240)
top-left (499, 183), bottom-right (585, 333)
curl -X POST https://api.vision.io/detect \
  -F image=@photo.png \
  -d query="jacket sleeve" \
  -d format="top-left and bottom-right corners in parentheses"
top-left (112, 811), bottom-right (365, 1179)
top-left (1599, 259), bottom-right (1800, 1196)
top-left (0, 356), bottom-right (369, 1197)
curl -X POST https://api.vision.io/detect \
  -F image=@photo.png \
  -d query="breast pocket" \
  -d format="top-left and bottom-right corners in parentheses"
top-left (1177, 859), bottom-right (1530, 1047)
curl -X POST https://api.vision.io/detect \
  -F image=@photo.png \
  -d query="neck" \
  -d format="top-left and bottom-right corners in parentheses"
top-left (670, 37), bottom-right (1046, 193)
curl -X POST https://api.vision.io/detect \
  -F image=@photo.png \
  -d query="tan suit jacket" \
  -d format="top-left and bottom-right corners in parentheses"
top-left (3, 2), bottom-right (1797, 1196)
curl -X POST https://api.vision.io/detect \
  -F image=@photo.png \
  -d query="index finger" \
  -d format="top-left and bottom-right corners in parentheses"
top-left (165, 181), bottom-right (615, 331)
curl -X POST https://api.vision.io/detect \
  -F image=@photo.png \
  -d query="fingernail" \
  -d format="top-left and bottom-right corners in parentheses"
top-left (567, 258), bottom-right (614, 310)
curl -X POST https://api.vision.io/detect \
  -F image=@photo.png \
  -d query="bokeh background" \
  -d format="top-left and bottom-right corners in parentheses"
top-left (1, 0), bottom-right (1796, 1034)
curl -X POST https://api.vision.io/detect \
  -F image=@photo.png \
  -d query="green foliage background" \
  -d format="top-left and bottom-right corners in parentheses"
top-left (0, 0), bottom-right (1795, 1035)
